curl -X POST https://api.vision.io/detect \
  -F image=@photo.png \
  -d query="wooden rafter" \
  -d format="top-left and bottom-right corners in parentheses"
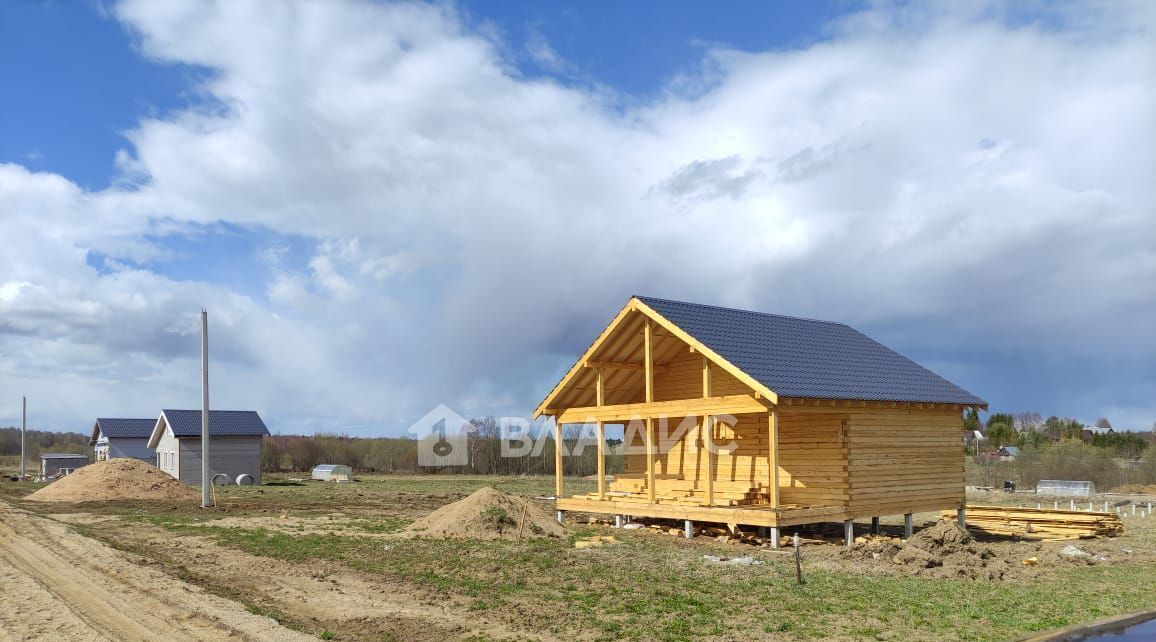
top-left (584, 360), bottom-right (669, 374)
top-left (534, 297), bottom-right (781, 418)
top-left (555, 394), bottom-right (770, 424)
top-left (633, 298), bottom-right (779, 406)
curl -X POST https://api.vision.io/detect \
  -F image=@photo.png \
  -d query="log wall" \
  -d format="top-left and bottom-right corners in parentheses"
top-left (615, 405), bottom-right (963, 514)
top-left (608, 346), bottom-right (965, 515)
top-left (844, 407), bottom-right (965, 518)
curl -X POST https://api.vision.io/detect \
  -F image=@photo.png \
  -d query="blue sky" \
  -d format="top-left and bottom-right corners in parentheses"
top-left (0, 0), bottom-right (1152, 435)
top-left (1, 1), bottom-right (853, 188)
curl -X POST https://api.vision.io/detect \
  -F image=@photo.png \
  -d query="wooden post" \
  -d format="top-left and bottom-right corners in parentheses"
top-left (904, 513), bottom-right (913, 539)
top-left (957, 507), bottom-right (966, 528)
top-left (701, 356), bottom-right (714, 507)
top-left (770, 526), bottom-right (780, 549)
top-left (554, 417), bottom-right (564, 499)
top-left (596, 368), bottom-right (606, 500)
top-left (644, 319), bottom-right (654, 403)
top-left (871, 517), bottom-right (880, 535)
top-left (646, 418), bottom-right (656, 503)
top-left (683, 520), bottom-right (693, 539)
top-left (794, 533), bottom-right (803, 584)
top-left (644, 319), bottom-right (656, 504)
top-left (768, 409), bottom-right (780, 508)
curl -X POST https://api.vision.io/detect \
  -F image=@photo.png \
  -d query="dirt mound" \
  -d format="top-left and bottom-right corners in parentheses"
top-left (403, 487), bottom-right (565, 540)
top-left (841, 519), bottom-right (1026, 580)
top-left (26, 459), bottom-right (198, 503)
top-left (894, 519), bottom-right (1017, 580)
top-left (1110, 484), bottom-right (1156, 495)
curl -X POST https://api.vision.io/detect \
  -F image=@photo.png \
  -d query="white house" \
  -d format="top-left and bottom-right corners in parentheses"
top-left (147, 409), bottom-right (269, 486)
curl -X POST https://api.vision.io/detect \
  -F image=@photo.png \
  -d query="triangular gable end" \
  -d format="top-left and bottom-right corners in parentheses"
top-left (534, 297), bottom-right (778, 418)
top-left (146, 412), bottom-right (172, 449)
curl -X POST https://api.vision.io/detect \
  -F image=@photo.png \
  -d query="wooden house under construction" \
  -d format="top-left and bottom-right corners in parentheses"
top-left (535, 296), bottom-right (987, 545)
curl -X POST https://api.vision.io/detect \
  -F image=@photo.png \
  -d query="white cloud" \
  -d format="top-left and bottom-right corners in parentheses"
top-left (1, 0), bottom-right (1153, 433)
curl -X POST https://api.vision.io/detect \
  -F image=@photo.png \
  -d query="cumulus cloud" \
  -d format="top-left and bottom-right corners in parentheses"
top-left (1, 0), bottom-right (1153, 433)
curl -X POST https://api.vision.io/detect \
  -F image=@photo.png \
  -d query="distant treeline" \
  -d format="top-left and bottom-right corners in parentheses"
top-left (968, 411), bottom-right (1154, 458)
top-left (966, 411), bottom-right (1156, 489)
top-left (968, 439), bottom-right (1156, 491)
top-left (262, 418), bottom-right (623, 476)
top-left (0, 427), bottom-right (91, 461)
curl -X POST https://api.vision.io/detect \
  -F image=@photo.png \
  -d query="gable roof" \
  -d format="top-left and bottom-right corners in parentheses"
top-left (537, 296), bottom-right (986, 415)
top-left (147, 410), bottom-right (269, 448)
top-left (94, 418), bottom-right (156, 440)
top-left (636, 297), bottom-right (986, 406)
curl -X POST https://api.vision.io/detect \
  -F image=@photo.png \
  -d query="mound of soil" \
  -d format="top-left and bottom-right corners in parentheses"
top-left (1110, 484), bottom-right (1156, 495)
top-left (403, 487), bottom-right (565, 540)
top-left (894, 519), bottom-right (1017, 580)
top-left (840, 519), bottom-right (1025, 580)
top-left (26, 459), bottom-right (198, 503)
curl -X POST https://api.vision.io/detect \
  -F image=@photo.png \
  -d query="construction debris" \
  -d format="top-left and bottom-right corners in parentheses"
top-left (949, 505), bottom-right (1125, 541)
top-left (702, 554), bottom-right (764, 566)
top-left (575, 535), bottom-right (621, 549)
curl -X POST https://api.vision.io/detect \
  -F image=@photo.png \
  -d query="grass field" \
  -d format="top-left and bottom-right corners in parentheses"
top-left (4, 474), bottom-right (1155, 641)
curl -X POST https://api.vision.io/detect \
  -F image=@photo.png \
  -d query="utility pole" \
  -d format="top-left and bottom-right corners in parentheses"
top-left (20, 396), bottom-right (26, 480)
top-left (201, 309), bottom-right (212, 508)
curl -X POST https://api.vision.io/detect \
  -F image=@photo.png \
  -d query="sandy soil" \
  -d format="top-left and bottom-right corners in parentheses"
top-left (25, 459), bottom-right (198, 503)
top-left (78, 515), bottom-right (557, 641)
top-left (0, 500), bottom-right (312, 642)
top-left (404, 487), bottom-right (565, 540)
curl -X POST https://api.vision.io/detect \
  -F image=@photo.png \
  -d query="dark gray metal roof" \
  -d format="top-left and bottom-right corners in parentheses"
top-left (162, 410), bottom-right (270, 438)
top-left (637, 296), bottom-right (986, 406)
top-left (95, 418), bottom-right (156, 439)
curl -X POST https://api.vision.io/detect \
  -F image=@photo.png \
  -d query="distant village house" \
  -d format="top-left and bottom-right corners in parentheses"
top-left (40, 453), bottom-right (88, 478)
top-left (91, 418), bottom-right (157, 462)
top-left (147, 409), bottom-right (269, 486)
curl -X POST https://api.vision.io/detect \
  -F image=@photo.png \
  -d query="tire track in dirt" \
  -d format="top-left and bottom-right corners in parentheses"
top-left (0, 501), bottom-right (314, 641)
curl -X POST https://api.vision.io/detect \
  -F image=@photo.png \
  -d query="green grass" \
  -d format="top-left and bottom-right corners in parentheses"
top-left (17, 475), bottom-right (1156, 641)
top-left (143, 516), bottom-right (1156, 642)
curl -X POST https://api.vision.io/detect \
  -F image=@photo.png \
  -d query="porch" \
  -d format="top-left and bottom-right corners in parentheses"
top-left (556, 493), bottom-right (848, 529)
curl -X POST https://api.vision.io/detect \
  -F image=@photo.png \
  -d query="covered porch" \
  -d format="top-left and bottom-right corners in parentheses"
top-left (537, 300), bottom-right (870, 545)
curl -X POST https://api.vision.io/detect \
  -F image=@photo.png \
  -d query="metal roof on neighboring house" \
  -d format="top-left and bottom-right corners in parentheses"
top-left (161, 410), bottom-right (270, 438)
top-left (95, 418), bottom-right (157, 439)
top-left (41, 453), bottom-right (88, 459)
top-left (637, 296), bottom-right (987, 406)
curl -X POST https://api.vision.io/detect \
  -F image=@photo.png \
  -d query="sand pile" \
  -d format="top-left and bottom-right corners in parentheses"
top-left (26, 459), bottom-right (198, 503)
top-left (403, 487), bottom-right (565, 540)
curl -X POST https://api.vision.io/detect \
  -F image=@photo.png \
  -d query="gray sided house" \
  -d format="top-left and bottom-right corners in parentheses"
top-left (147, 410), bottom-right (269, 486)
top-left (91, 418), bottom-right (157, 462)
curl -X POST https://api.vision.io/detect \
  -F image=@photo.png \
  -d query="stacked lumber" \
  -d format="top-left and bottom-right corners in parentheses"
top-left (584, 481), bottom-right (769, 507)
top-left (948, 505), bottom-right (1124, 541)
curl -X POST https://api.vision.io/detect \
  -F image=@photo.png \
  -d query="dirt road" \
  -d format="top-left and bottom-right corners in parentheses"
top-left (0, 501), bottom-right (314, 641)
